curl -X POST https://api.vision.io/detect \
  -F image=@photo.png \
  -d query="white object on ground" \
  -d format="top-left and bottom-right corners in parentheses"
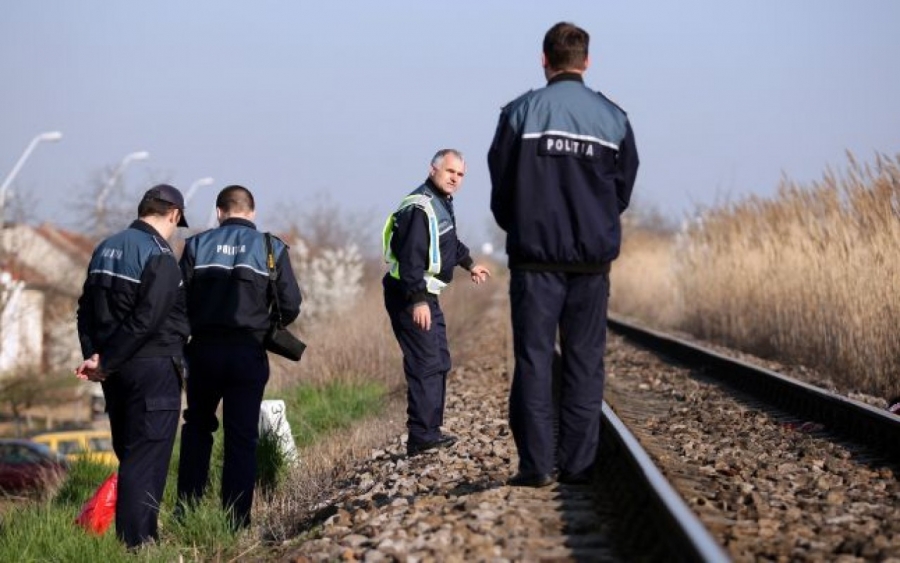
top-left (259, 399), bottom-right (300, 465)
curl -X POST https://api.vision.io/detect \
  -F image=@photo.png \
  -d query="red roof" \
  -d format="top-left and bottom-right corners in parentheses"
top-left (34, 223), bottom-right (95, 263)
top-left (0, 256), bottom-right (49, 286)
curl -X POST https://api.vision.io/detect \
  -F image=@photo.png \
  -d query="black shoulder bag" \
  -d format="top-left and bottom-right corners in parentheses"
top-left (263, 233), bottom-right (306, 361)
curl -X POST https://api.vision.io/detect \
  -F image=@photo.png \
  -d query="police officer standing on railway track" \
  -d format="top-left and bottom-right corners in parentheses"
top-left (176, 184), bottom-right (301, 530)
top-left (75, 183), bottom-right (190, 547)
top-left (383, 149), bottom-right (491, 457)
top-left (489, 22), bottom-right (640, 487)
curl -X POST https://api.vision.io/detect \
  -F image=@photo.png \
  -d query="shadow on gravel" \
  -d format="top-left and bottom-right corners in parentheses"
top-left (446, 477), bottom-right (503, 497)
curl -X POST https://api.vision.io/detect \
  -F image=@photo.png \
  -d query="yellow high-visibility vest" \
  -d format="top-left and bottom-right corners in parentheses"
top-left (382, 193), bottom-right (447, 295)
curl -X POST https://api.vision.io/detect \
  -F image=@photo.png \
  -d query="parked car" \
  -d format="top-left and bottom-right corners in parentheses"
top-left (0, 439), bottom-right (68, 494)
top-left (31, 430), bottom-right (117, 467)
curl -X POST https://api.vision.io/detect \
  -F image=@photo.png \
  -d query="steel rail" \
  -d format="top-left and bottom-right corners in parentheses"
top-left (597, 402), bottom-right (731, 562)
top-left (607, 315), bottom-right (900, 462)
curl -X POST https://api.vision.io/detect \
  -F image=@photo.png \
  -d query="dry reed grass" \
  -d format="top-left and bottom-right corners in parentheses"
top-left (613, 152), bottom-right (900, 398)
top-left (610, 227), bottom-right (681, 328)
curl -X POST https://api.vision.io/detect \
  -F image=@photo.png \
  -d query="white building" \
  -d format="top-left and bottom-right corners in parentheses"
top-left (0, 272), bottom-right (44, 372)
top-left (0, 223), bottom-right (94, 374)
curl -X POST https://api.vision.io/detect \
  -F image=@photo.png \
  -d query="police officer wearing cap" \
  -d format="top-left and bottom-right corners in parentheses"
top-left (383, 149), bottom-right (491, 457)
top-left (75, 183), bottom-right (190, 547)
top-left (176, 185), bottom-right (301, 529)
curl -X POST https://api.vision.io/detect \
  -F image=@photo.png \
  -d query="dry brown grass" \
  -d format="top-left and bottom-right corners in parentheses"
top-left (610, 227), bottom-right (681, 329)
top-left (255, 393), bottom-right (406, 542)
top-left (612, 153), bottom-right (900, 398)
top-left (267, 265), bottom-right (501, 392)
top-left (267, 284), bottom-right (402, 391)
top-left (255, 271), bottom-right (504, 540)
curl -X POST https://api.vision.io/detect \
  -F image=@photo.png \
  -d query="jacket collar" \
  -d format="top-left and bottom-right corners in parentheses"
top-left (130, 220), bottom-right (173, 251)
top-left (424, 179), bottom-right (453, 205)
top-left (220, 217), bottom-right (257, 230)
top-left (548, 72), bottom-right (585, 86)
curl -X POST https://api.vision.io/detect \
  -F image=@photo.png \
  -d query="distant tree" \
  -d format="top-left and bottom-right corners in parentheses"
top-left (1, 182), bottom-right (39, 226)
top-left (267, 194), bottom-right (372, 328)
top-left (72, 166), bottom-right (170, 239)
top-left (0, 368), bottom-right (81, 436)
top-left (288, 238), bottom-right (364, 326)
top-left (268, 194), bottom-right (377, 258)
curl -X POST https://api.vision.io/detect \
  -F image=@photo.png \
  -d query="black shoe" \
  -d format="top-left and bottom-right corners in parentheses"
top-left (558, 471), bottom-right (592, 485)
top-left (507, 472), bottom-right (555, 488)
top-left (407, 434), bottom-right (457, 456)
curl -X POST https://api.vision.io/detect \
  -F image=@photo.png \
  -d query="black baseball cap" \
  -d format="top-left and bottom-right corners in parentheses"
top-left (142, 184), bottom-right (189, 227)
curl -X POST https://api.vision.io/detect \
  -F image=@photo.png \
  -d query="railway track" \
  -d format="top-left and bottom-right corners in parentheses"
top-left (607, 315), bottom-right (900, 462)
top-left (279, 303), bottom-right (728, 562)
top-left (277, 302), bottom-right (900, 561)
top-left (604, 315), bottom-right (900, 561)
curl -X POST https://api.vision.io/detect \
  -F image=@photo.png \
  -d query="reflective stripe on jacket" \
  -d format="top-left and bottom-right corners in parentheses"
top-left (382, 180), bottom-right (473, 303)
top-left (489, 73), bottom-right (639, 271)
top-left (180, 217), bottom-right (302, 341)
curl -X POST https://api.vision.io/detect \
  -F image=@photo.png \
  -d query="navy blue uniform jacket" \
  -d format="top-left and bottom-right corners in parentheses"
top-left (180, 217), bottom-right (301, 343)
top-left (488, 73), bottom-right (639, 272)
top-left (77, 220), bottom-right (189, 372)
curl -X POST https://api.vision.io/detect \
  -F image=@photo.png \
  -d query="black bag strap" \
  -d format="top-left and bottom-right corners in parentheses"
top-left (264, 233), bottom-right (285, 328)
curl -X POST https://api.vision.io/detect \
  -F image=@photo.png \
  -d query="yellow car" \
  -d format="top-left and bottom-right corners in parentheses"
top-left (31, 430), bottom-right (117, 467)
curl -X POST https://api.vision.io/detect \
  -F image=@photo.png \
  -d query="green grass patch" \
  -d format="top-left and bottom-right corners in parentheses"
top-left (0, 379), bottom-right (386, 561)
top-left (53, 458), bottom-right (117, 508)
top-left (274, 380), bottom-right (386, 448)
top-left (0, 501), bottom-right (128, 562)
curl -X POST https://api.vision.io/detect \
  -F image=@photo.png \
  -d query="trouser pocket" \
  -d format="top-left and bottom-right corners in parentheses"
top-left (144, 397), bottom-right (181, 441)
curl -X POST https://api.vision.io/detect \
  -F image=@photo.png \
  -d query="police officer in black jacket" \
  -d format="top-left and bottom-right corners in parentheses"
top-left (76, 184), bottom-right (190, 547)
top-left (176, 185), bottom-right (301, 529)
top-left (383, 149), bottom-right (491, 457)
top-left (489, 22), bottom-right (639, 487)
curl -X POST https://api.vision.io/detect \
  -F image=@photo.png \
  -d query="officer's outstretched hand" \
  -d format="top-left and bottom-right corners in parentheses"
top-left (412, 302), bottom-right (432, 331)
top-left (470, 264), bottom-right (492, 285)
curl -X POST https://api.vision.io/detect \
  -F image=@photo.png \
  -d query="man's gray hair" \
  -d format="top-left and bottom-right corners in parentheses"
top-left (431, 148), bottom-right (465, 168)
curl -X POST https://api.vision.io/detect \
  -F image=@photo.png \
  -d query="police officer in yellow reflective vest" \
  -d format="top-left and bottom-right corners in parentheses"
top-left (383, 149), bottom-right (491, 456)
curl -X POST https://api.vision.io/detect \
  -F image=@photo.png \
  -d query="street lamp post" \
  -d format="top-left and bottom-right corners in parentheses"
top-left (184, 176), bottom-right (214, 206)
top-left (96, 150), bottom-right (150, 214)
top-left (0, 131), bottom-right (63, 221)
top-left (95, 150), bottom-right (149, 236)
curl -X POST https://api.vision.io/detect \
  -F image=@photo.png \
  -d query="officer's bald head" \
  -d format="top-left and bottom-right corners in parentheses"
top-left (216, 185), bottom-right (255, 215)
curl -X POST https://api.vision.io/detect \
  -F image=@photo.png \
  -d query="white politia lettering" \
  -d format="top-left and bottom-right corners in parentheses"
top-left (216, 244), bottom-right (246, 255)
top-left (544, 135), bottom-right (598, 157)
top-left (101, 248), bottom-right (123, 260)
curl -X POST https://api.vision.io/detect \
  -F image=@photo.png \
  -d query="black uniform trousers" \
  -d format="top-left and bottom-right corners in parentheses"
top-left (508, 270), bottom-right (610, 477)
top-left (101, 356), bottom-right (182, 548)
top-left (177, 340), bottom-right (269, 528)
top-left (384, 280), bottom-right (451, 446)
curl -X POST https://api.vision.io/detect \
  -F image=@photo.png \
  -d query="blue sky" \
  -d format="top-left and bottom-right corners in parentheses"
top-left (2, 1), bottom-right (899, 246)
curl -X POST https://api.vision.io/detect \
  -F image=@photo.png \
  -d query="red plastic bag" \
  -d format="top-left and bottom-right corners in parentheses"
top-left (75, 472), bottom-right (118, 535)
